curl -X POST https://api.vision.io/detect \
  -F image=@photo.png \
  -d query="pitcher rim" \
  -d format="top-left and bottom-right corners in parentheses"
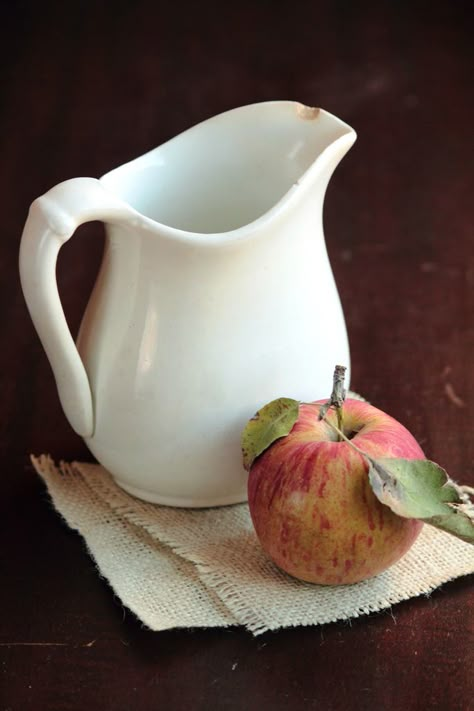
top-left (99, 101), bottom-right (356, 245)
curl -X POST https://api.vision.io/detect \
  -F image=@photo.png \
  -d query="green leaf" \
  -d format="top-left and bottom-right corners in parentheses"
top-left (368, 457), bottom-right (474, 544)
top-left (241, 398), bottom-right (300, 471)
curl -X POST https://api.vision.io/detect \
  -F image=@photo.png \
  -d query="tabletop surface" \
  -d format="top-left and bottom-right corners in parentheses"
top-left (1, 1), bottom-right (473, 709)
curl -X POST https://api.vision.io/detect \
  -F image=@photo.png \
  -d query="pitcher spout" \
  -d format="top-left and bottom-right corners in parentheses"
top-left (290, 103), bottom-right (356, 194)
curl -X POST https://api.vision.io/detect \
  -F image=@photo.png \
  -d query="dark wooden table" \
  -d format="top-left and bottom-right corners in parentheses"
top-left (1, 1), bottom-right (473, 709)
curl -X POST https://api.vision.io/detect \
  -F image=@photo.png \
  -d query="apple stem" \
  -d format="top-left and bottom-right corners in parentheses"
top-left (336, 405), bottom-right (343, 441)
top-left (322, 415), bottom-right (374, 462)
top-left (319, 365), bottom-right (347, 442)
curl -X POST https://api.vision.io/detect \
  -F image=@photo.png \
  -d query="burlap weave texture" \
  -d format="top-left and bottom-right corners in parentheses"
top-left (32, 456), bottom-right (473, 635)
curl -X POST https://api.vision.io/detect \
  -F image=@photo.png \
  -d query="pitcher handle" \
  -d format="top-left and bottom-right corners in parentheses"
top-left (19, 177), bottom-right (132, 437)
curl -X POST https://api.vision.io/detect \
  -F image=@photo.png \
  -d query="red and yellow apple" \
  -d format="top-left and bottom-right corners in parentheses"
top-left (247, 399), bottom-right (424, 585)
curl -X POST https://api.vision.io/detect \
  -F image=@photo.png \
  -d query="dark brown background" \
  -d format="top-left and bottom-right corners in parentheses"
top-left (1, 1), bottom-right (473, 709)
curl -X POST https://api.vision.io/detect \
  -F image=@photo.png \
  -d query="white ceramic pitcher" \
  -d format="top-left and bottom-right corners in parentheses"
top-left (19, 101), bottom-right (356, 507)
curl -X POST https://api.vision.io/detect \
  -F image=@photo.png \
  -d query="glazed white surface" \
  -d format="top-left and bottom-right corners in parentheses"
top-left (20, 101), bottom-right (356, 506)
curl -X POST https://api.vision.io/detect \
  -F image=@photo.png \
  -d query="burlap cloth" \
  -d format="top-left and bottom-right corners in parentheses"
top-left (31, 452), bottom-right (473, 636)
